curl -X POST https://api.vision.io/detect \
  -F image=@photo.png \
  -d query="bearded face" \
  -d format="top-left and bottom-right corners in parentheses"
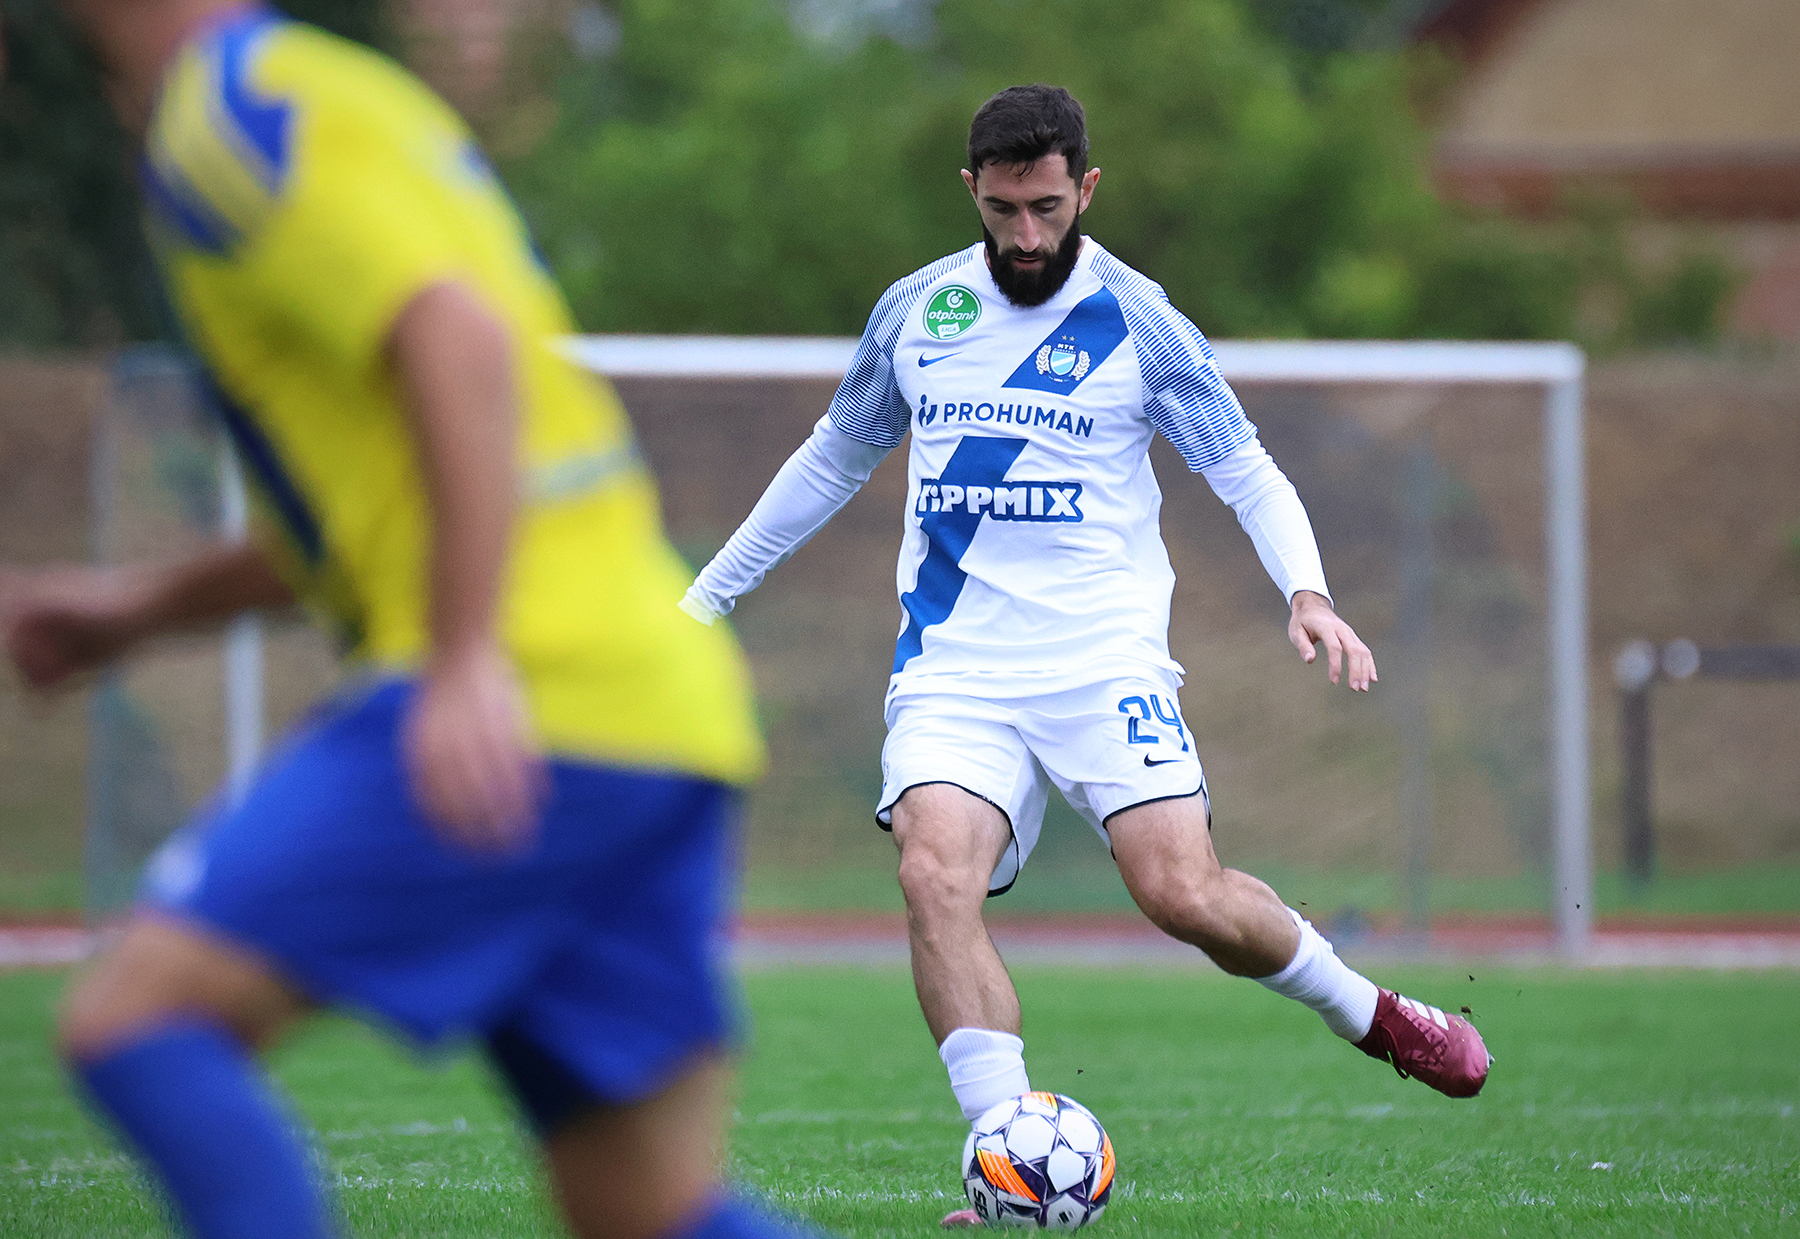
top-left (983, 211), bottom-right (1084, 308)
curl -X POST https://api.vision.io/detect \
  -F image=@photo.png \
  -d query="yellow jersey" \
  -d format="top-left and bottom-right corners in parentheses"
top-left (142, 6), bottom-right (764, 784)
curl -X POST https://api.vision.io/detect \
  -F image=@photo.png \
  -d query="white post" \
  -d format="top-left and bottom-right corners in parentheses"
top-left (218, 441), bottom-right (264, 805)
top-left (1545, 372), bottom-right (1591, 961)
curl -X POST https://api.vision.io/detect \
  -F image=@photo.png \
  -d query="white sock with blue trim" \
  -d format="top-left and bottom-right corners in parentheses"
top-left (1256, 908), bottom-right (1379, 1042)
top-left (940, 1027), bottom-right (1029, 1124)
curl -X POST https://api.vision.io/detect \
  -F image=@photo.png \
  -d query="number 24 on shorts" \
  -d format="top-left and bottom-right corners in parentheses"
top-left (1117, 694), bottom-right (1188, 751)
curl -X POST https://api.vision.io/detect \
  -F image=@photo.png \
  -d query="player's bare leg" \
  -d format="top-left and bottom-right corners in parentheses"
top-left (1105, 794), bottom-right (1297, 977)
top-left (891, 784), bottom-right (1031, 1227)
top-left (546, 1052), bottom-right (732, 1239)
top-left (890, 782), bottom-right (1021, 1043)
top-left (1109, 794), bottom-right (1489, 1098)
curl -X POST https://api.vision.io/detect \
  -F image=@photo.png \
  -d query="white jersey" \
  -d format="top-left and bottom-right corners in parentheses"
top-left (827, 239), bottom-right (1256, 696)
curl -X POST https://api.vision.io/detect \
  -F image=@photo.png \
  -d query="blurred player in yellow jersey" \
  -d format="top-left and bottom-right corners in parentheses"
top-left (0, 5), bottom-right (807, 1239)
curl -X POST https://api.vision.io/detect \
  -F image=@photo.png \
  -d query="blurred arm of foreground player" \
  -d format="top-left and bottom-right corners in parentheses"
top-left (2, 283), bottom-right (546, 851)
top-left (388, 281), bottom-right (547, 854)
top-left (1, 547), bottom-right (295, 690)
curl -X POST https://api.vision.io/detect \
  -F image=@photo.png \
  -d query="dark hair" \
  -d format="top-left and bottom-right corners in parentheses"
top-left (967, 85), bottom-right (1088, 182)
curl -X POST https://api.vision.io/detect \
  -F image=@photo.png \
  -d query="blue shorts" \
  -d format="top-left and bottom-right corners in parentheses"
top-left (143, 679), bottom-right (739, 1110)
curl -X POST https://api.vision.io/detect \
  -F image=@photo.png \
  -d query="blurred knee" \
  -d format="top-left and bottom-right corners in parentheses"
top-left (56, 918), bottom-right (300, 1063)
top-left (56, 970), bottom-right (133, 1063)
top-left (547, 1054), bottom-right (730, 1239)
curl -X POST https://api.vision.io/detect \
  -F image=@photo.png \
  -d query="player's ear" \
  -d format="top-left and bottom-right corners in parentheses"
top-left (961, 168), bottom-right (979, 200)
top-left (1078, 167), bottom-right (1100, 213)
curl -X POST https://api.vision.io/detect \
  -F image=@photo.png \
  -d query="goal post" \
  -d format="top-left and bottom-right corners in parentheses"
top-left (85, 346), bottom-right (266, 920)
top-left (559, 334), bottom-right (1593, 960)
top-left (85, 337), bottom-right (1590, 957)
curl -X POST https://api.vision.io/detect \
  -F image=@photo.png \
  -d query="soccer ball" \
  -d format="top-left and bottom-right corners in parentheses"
top-left (961, 1092), bottom-right (1115, 1229)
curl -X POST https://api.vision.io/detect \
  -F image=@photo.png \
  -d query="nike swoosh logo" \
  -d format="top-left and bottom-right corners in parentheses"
top-left (918, 352), bottom-right (960, 367)
top-left (1143, 756), bottom-right (1182, 767)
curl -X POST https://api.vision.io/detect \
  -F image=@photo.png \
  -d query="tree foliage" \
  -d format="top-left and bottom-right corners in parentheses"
top-left (0, 0), bottom-right (389, 348)
top-left (510, 0), bottom-right (1596, 341)
top-left (0, 0), bottom-right (156, 346)
top-left (1, 0), bottom-right (1728, 349)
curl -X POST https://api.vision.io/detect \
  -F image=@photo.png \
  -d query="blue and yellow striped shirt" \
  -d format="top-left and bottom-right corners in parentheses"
top-left (144, 7), bottom-right (764, 784)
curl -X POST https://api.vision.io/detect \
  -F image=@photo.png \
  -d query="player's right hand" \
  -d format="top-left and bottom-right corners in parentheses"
top-left (403, 639), bottom-right (547, 854)
top-left (0, 565), bottom-right (150, 691)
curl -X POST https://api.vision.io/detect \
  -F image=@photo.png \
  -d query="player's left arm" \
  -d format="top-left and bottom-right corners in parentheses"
top-left (1199, 438), bottom-right (1377, 692)
top-left (2, 544), bottom-right (295, 691)
top-left (1122, 283), bottom-right (1376, 691)
top-left (388, 282), bottom-right (546, 851)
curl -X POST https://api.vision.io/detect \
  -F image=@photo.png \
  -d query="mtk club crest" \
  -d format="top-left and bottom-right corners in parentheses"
top-left (1036, 335), bottom-right (1090, 381)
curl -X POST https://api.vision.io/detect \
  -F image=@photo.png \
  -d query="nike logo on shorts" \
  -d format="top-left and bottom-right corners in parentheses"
top-left (1143, 756), bottom-right (1182, 767)
top-left (918, 352), bottom-right (960, 366)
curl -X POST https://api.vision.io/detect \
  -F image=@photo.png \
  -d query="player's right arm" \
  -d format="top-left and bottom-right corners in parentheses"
top-left (680, 270), bottom-right (932, 624)
top-left (680, 418), bottom-right (891, 624)
top-left (388, 280), bottom-right (546, 852)
top-left (1, 543), bottom-right (294, 691)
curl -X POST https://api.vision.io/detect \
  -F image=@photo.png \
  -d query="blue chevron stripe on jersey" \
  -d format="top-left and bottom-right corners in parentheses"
top-left (141, 155), bottom-right (239, 254)
top-left (214, 10), bottom-right (293, 190)
top-left (893, 435), bottom-right (1030, 672)
top-left (1001, 286), bottom-right (1130, 394)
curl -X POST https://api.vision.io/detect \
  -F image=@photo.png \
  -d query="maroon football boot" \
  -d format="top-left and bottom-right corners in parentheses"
top-left (1355, 988), bottom-right (1491, 1098)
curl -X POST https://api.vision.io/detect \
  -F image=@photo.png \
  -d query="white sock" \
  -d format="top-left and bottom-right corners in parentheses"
top-left (939, 1027), bottom-right (1030, 1123)
top-left (1255, 909), bottom-right (1379, 1042)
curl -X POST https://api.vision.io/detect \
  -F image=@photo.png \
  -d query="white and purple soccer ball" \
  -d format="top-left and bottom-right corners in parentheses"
top-left (961, 1092), bottom-right (1115, 1229)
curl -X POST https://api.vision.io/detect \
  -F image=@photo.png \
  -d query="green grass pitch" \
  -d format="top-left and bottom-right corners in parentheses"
top-left (2, 963), bottom-right (1796, 1237)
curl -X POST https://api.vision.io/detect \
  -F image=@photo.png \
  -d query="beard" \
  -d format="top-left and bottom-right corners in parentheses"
top-left (984, 213), bottom-right (1084, 308)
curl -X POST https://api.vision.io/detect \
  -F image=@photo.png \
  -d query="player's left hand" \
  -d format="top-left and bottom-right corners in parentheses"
top-left (404, 640), bottom-right (547, 853)
top-left (1288, 590), bottom-right (1376, 691)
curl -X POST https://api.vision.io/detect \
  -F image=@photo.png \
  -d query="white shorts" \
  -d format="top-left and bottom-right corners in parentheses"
top-left (876, 675), bottom-right (1208, 895)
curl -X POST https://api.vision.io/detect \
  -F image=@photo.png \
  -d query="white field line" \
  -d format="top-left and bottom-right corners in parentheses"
top-left (733, 927), bottom-right (1800, 970)
top-left (738, 1098), bottom-right (1796, 1125)
top-left (0, 928), bottom-right (90, 968)
top-left (6, 926), bottom-right (1800, 970)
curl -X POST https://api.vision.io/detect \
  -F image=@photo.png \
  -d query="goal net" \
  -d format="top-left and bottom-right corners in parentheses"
top-left (34, 338), bottom-right (1591, 957)
top-left (564, 335), bottom-right (1593, 957)
top-left (65, 347), bottom-right (334, 921)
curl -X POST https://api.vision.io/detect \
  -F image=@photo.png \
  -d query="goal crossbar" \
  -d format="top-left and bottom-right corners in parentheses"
top-left (561, 334), bottom-right (1593, 960)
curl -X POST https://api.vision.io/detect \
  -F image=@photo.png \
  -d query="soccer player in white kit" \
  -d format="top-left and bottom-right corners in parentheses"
top-left (684, 86), bottom-right (1490, 1211)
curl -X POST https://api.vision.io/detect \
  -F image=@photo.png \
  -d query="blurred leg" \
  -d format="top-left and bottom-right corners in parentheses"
top-left (60, 913), bottom-right (329, 1239)
top-left (60, 912), bottom-right (309, 1059)
top-left (543, 1052), bottom-right (729, 1239)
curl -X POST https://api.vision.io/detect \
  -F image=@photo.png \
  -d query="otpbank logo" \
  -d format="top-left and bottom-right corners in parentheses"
top-left (923, 285), bottom-right (982, 340)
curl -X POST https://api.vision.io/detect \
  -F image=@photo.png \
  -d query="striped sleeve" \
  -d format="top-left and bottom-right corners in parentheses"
top-left (143, 13), bottom-right (294, 255)
top-left (1091, 249), bottom-right (1254, 472)
top-left (826, 248), bottom-right (976, 449)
